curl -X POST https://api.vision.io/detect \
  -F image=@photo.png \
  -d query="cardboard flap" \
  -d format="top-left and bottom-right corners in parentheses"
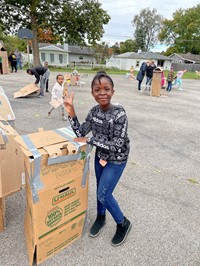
top-left (15, 130), bottom-right (68, 152)
top-left (43, 142), bottom-right (77, 158)
top-left (14, 83), bottom-right (39, 98)
top-left (0, 118), bottom-right (18, 135)
top-left (0, 86), bottom-right (15, 121)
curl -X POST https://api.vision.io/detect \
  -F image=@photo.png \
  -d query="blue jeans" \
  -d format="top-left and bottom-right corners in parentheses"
top-left (146, 76), bottom-right (152, 85)
top-left (17, 58), bottom-right (22, 70)
top-left (166, 81), bottom-right (172, 91)
top-left (94, 155), bottom-right (127, 224)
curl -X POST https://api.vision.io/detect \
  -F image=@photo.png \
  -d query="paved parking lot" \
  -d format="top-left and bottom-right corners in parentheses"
top-left (0, 70), bottom-right (200, 266)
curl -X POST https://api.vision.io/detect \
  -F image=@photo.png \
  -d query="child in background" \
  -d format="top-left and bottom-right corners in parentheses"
top-left (47, 74), bottom-right (67, 120)
top-left (172, 69), bottom-right (187, 90)
top-left (166, 67), bottom-right (175, 92)
top-left (64, 72), bottom-right (132, 246)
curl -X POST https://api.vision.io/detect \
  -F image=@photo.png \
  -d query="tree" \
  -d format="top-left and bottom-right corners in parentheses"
top-left (159, 4), bottom-right (200, 54)
top-left (37, 27), bottom-right (59, 44)
top-left (132, 8), bottom-right (163, 51)
top-left (0, 0), bottom-right (110, 65)
top-left (119, 39), bottom-right (137, 53)
top-left (92, 42), bottom-right (110, 64)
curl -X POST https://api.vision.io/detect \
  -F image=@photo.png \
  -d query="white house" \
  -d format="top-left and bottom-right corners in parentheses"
top-left (169, 53), bottom-right (200, 64)
top-left (106, 51), bottom-right (172, 71)
top-left (39, 43), bottom-right (69, 67)
top-left (38, 43), bottom-right (94, 67)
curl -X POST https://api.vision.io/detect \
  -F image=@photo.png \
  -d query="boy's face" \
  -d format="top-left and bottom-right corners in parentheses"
top-left (91, 77), bottom-right (114, 109)
top-left (57, 75), bottom-right (64, 85)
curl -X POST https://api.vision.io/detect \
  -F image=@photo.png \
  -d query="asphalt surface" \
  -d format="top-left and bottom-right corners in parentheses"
top-left (0, 70), bottom-right (200, 266)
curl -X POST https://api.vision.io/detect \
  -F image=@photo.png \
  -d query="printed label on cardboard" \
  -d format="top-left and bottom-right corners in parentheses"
top-left (45, 207), bottom-right (63, 228)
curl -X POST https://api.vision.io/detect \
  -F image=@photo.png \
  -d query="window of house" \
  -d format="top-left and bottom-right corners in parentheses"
top-left (50, 54), bottom-right (54, 63)
top-left (79, 55), bottom-right (83, 60)
top-left (41, 53), bottom-right (45, 61)
top-left (136, 61), bottom-right (139, 67)
top-left (59, 54), bottom-right (63, 63)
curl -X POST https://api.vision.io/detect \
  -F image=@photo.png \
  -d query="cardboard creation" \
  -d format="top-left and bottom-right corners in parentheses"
top-left (0, 197), bottom-right (5, 232)
top-left (14, 83), bottom-right (39, 99)
top-left (70, 75), bottom-right (77, 86)
top-left (0, 117), bottom-right (25, 198)
top-left (151, 69), bottom-right (162, 97)
top-left (0, 43), bottom-right (10, 74)
top-left (0, 86), bottom-right (15, 127)
top-left (15, 127), bottom-right (90, 265)
top-left (49, 98), bottom-right (63, 109)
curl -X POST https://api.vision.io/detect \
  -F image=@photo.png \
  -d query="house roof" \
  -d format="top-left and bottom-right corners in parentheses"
top-left (169, 53), bottom-right (200, 63)
top-left (114, 51), bottom-right (172, 60)
top-left (39, 43), bottom-right (68, 53)
top-left (140, 51), bottom-right (172, 60)
top-left (67, 45), bottom-right (94, 55)
top-left (114, 52), bottom-right (145, 59)
top-left (38, 43), bottom-right (94, 55)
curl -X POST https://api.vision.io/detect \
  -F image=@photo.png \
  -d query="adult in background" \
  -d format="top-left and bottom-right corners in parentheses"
top-left (146, 60), bottom-right (157, 86)
top-left (27, 66), bottom-right (48, 97)
top-left (8, 51), bottom-right (17, 73)
top-left (14, 49), bottom-right (23, 70)
top-left (136, 61), bottom-right (149, 91)
top-left (44, 61), bottom-right (50, 92)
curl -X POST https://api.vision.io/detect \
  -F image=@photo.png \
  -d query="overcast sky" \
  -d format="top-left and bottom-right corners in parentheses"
top-left (99, 0), bottom-right (200, 52)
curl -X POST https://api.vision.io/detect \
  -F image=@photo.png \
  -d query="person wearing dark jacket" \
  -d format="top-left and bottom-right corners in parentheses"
top-left (136, 61), bottom-right (149, 91)
top-left (146, 60), bottom-right (157, 86)
top-left (27, 66), bottom-right (47, 97)
top-left (8, 51), bottom-right (17, 73)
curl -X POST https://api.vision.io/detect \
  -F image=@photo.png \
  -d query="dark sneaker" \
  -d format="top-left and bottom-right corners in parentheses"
top-left (89, 214), bottom-right (106, 238)
top-left (111, 217), bottom-right (132, 246)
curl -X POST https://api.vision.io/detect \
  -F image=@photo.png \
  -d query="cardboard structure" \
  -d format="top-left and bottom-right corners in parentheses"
top-left (151, 69), bottom-right (162, 97)
top-left (0, 197), bottom-right (5, 232)
top-left (0, 86), bottom-right (15, 127)
top-left (0, 43), bottom-right (10, 75)
top-left (15, 127), bottom-right (90, 265)
top-left (14, 83), bottom-right (39, 99)
top-left (0, 117), bottom-right (25, 198)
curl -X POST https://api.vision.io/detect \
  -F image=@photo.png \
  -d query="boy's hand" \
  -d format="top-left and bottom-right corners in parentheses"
top-left (64, 91), bottom-right (75, 117)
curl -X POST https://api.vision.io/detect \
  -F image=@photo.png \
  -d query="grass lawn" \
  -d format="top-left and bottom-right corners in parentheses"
top-left (45, 67), bottom-right (198, 79)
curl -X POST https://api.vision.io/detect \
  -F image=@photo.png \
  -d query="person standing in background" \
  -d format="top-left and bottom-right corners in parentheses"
top-left (146, 60), bottom-right (157, 86)
top-left (136, 61), bottom-right (149, 91)
top-left (8, 51), bottom-right (17, 73)
top-left (44, 61), bottom-right (50, 92)
top-left (14, 49), bottom-right (23, 70)
top-left (166, 67), bottom-right (175, 92)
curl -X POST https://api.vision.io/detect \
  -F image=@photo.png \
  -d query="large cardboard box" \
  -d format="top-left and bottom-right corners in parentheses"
top-left (0, 44), bottom-right (10, 74)
top-left (151, 70), bottom-right (162, 97)
top-left (14, 83), bottom-right (39, 99)
top-left (0, 86), bottom-right (15, 127)
top-left (15, 127), bottom-right (90, 265)
top-left (0, 197), bottom-right (5, 232)
top-left (0, 117), bottom-right (25, 197)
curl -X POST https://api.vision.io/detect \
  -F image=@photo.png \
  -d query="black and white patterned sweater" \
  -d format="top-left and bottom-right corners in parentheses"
top-left (68, 103), bottom-right (130, 163)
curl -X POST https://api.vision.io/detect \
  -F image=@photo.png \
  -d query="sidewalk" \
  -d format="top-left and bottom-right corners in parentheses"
top-left (0, 71), bottom-right (200, 266)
